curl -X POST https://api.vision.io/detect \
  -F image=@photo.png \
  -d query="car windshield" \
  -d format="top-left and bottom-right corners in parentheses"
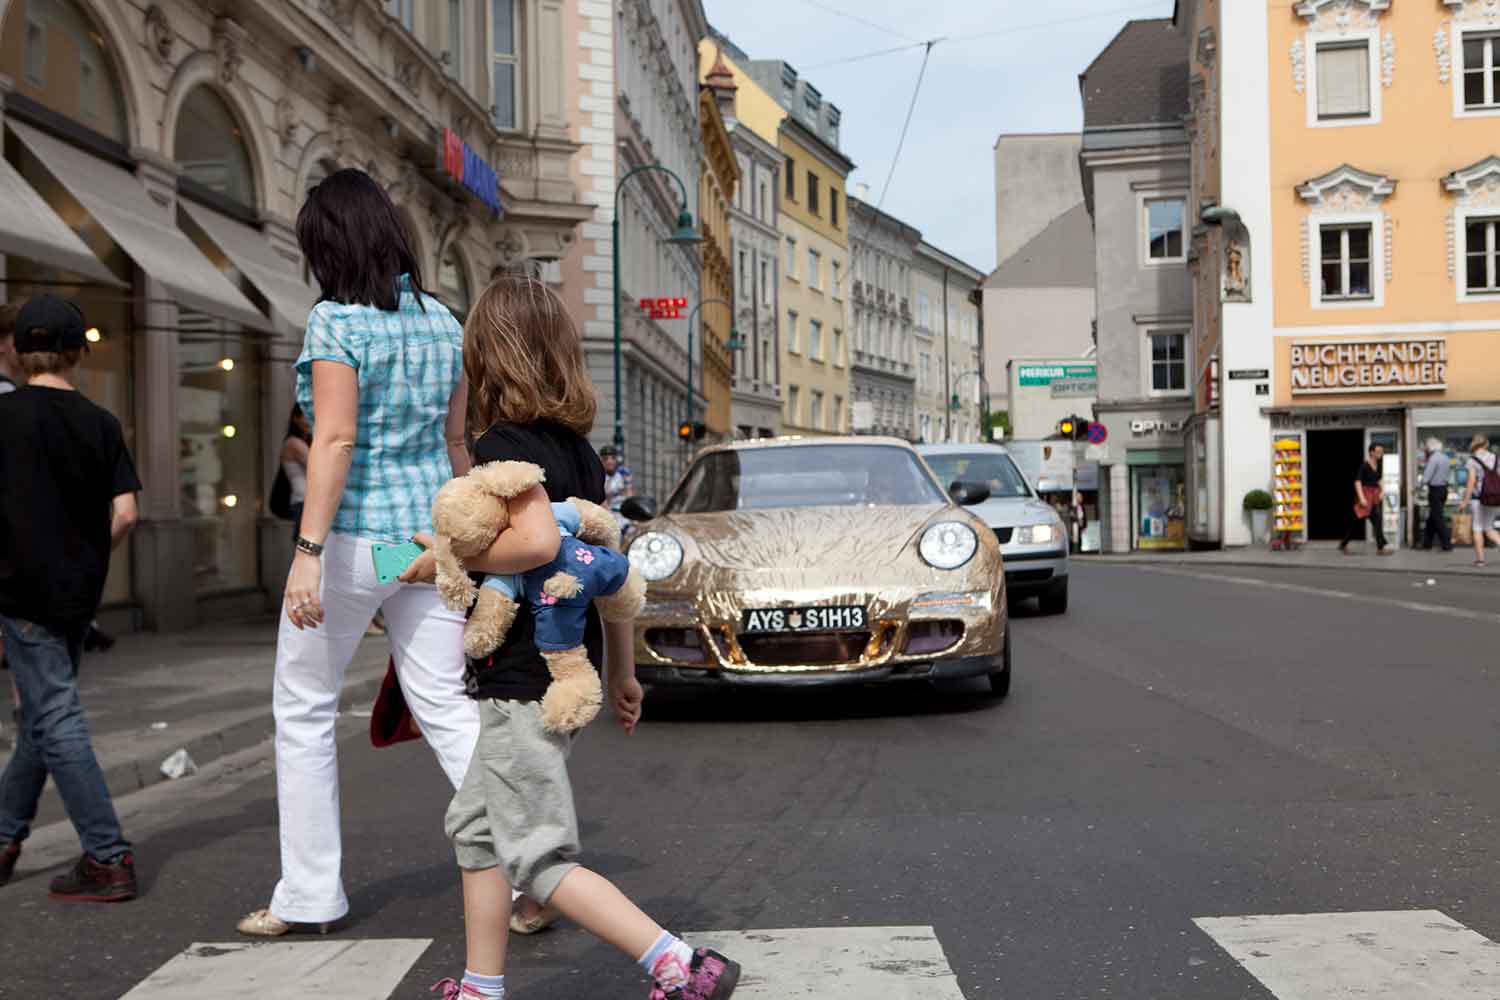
top-left (666, 445), bottom-right (948, 513)
top-left (922, 452), bottom-right (1032, 499)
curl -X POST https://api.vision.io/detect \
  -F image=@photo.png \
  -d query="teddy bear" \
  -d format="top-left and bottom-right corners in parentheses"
top-left (431, 460), bottom-right (646, 733)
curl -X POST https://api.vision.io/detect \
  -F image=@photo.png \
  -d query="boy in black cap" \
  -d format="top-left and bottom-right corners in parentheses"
top-left (0, 294), bottom-right (140, 901)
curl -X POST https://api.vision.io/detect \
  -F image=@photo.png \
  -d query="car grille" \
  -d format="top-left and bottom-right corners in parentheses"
top-left (737, 631), bottom-right (873, 667)
top-left (993, 526), bottom-right (1014, 544)
top-left (1006, 568), bottom-right (1053, 584)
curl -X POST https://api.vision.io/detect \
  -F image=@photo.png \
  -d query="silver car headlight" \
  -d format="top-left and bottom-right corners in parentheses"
top-left (1015, 522), bottom-right (1063, 546)
top-left (628, 532), bottom-right (683, 582)
top-left (919, 521), bottom-right (978, 570)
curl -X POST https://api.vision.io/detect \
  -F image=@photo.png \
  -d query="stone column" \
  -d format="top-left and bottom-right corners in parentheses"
top-left (129, 150), bottom-right (197, 631)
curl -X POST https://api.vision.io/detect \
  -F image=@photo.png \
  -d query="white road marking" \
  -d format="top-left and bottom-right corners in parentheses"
top-left (688, 926), bottom-right (967, 998)
top-left (1133, 566), bottom-right (1500, 625)
top-left (1194, 910), bottom-right (1500, 999)
top-left (118, 939), bottom-right (432, 1000)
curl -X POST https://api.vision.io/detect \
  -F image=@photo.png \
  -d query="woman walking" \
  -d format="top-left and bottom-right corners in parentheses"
top-left (1463, 434), bottom-right (1500, 567)
top-left (238, 168), bottom-right (480, 936)
top-left (1339, 444), bottom-right (1391, 556)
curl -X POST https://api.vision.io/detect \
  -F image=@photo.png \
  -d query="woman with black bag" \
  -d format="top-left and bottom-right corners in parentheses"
top-left (270, 405), bottom-right (311, 535)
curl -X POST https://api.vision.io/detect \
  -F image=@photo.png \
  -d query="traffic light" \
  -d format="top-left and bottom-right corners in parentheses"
top-left (677, 420), bottom-right (706, 443)
top-left (1056, 415), bottom-right (1091, 441)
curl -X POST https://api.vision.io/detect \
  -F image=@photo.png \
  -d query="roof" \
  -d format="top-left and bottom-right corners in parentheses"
top-left (985, 202), bottom-right (1095, 289)
top-left (1079, 18), bottom-right (1189, 130)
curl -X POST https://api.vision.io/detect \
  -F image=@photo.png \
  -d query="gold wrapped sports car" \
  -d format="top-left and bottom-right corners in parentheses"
top-left (620, 437), bottom-right (1011, 697)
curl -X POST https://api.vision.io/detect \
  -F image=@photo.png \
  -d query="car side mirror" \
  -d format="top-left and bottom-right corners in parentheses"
top-left (949, 481), bottom-right (991, 506)
top-left (620, 496), bottom-right (658, 522)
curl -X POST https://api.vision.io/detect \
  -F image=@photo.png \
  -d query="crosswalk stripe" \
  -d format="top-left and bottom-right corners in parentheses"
top-left (1194, 910), bottom-right (1500, 999)
top-left (117, 939), bottom-right (433, 1000)
top-left (688, 926), bottom-right (967, 998)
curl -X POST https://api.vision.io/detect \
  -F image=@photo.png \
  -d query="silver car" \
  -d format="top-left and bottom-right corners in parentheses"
top-left (918, 444), bottom-right (1070, 615)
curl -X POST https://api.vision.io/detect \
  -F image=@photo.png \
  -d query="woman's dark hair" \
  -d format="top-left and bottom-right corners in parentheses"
top-left (296, 168), bottom-right (428, 311)
top-left (285, 403), bottom-right (311, 444)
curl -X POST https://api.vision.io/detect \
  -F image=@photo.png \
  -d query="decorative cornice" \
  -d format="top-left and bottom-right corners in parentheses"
top-left (1442, 155), bottom-right (1500, 197)
top-left (1444, 0), bottom-right (1500, 23)
top-left (212, 16), bottom-right (247, 86)
top-left (143, 5), bottom-right (175, 66)
top-left (1294, 0), bottom-right (1390, 20)
top-left (1296, 164), bottom-right (1397, 206)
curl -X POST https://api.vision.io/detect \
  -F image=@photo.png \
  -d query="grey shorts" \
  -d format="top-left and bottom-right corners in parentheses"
top-left (444, 699), bottom-right (580, 903)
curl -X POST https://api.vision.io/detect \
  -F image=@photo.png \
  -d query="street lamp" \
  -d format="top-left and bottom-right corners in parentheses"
top-left (680, 297), bottom-right (736, 430)
top-left (948, 370), bottom-right (991, 442)
top-left (612, 165), bottom-right (703, 456)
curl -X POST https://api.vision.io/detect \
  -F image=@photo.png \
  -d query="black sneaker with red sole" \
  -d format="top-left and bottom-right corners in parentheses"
top-left (49, 852), bottom-right (138, 902)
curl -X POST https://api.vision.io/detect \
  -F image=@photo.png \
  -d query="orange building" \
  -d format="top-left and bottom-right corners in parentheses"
top-left (698, 81), bottom-right (740, 441)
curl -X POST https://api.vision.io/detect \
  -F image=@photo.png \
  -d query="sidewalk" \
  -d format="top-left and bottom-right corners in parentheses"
top-left (1086, 541), bottom-right (1495, 577)
top-left (0, 618), bottom-right (390, 811)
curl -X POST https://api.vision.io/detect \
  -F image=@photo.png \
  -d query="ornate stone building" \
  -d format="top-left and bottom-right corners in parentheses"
top-left (697, 80), bottom-right (738, 441)
top-left (0, 0), bottom-right (591, 630)
top-left (849, 196), bottom-right (919, 440)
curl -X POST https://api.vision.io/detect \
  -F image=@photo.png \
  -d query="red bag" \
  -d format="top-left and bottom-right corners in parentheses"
top-left (370, 657), bottom-right (422, 748)
top-left (1353, 484), bottom-right (1380, 519)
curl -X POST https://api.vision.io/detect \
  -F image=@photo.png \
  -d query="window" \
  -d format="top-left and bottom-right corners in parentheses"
top-left (491, 0), bottom-right (518, 130)
top-left (738, 250), bottom-right (749, 298)
top-left (1319, 223), bottom-right (1374, 301)
top-left (831, 260), bottom-right (841, 298)
top-left (448, 0), bottom-right (465, 80)
top-left (785, 238), bottom-right (797, 280)
top-left (1148, 332), bottom-right (1187, 395)
top-left (810, 390), bottom-right (824, 430)
top-left (79, 54), bottom-right (98, 121)
top-left (809, 318), bottom-right (823, 360)
top-left (1462, 32), bottom-right (1500, 111)
top-left (1145, 198), bottom-right (1186, 261)
top-left (830, 189), bottom-right (840, 228)
top-left (807, 172), bottom-right (820, 215)
top-left (386, 0), bottom-right (415, 29)
top-left (760, 259), bottom-right (771, 304)
top-left (1465, 216), bottom-right (1500, 295)
top-left (787, 310), bottom-right (799, 353)
top-left (24, 18), bottom-right (45, 86)
top-left (918, 353), bottom-right (931, 390)
top-left (785, 156), bottom-right (796, 199)
top-left (1315, 40), bottom-right (1371, 120)
top-left (833, 395), bottom-right (844, 431)
top-left (787, 384), bottom-right (800, 424)
top-left (176, 86), bottom-right (257, 210)
top-left (759, 176), bottom-right (771, 222)
top-left (808, 249), bottom-right (821, 290)
top-left (833, 327), bottom-right (843, 367)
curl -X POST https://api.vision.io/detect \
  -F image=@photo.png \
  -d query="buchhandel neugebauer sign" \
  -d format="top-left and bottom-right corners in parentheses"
top-left (1289, 338), bottom-right (1447, 395)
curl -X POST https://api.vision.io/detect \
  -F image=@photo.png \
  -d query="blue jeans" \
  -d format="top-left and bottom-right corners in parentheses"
top-left (0, 615), bottom-right (128, 861)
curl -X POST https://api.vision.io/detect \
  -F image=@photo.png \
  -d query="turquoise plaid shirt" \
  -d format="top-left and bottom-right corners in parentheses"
top-left (294, 275), bottom-right (464, 544)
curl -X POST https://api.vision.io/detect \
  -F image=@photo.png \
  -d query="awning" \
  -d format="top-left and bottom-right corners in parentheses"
top-left (180, 200), bottom-right (318, 333)
top-left (9, 121), bottom-right (267, 331)
top-left (0, 153), bottom-right (123, 287)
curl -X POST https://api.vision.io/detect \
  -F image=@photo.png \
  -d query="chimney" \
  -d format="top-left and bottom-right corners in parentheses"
top-left (705, 49), bottom-right (738, 123)
top-left (855, 181), bottom-right (871, 202)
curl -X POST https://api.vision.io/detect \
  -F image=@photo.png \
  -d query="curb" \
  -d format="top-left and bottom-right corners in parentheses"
top-left (1082, 554), bottom-right (1489, 579)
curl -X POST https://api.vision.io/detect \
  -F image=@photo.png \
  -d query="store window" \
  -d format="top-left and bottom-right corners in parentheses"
top-left (176, 86), bottom-right (256, 211)
top-left (491, 0), bottom-right (518, 130)
top-left (810, 390), bottom-right (824, 430)
top-left (1133, 464), bottom-right (1186, 550)
top-left (0, 0), bottom-right (129, 143)
top-left (786, 384), bottom-right (800, 425)
top-left (439, 245), bottom-right (472, 316)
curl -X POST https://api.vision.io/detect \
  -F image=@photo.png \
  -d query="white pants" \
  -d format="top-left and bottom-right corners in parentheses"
top-left (269, 532), bottom-right (479, 924)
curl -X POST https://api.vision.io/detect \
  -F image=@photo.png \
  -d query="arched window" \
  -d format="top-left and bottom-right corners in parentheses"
top-left (0, 0), bottom-right (128, 143)
top-left (439, 245), bottom-right (472, 315)
top-left (175, 86), bottom-right (256, 211)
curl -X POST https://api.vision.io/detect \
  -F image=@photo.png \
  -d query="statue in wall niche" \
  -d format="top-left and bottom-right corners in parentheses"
top-left (1224, 243), bottom-right (1247, 297)
top-left (1222, 218), bottom-right (1251, 303)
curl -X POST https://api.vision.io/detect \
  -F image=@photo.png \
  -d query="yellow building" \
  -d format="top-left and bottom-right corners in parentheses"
top-left (698, 82), bottom-right (739, 441)
top-left (1182, 0), bottom-right (1500, 547)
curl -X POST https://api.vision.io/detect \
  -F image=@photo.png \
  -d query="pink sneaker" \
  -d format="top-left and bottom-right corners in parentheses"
top-left (649, 948), bottom-right (741, 1000)
top-left (430, 979), bottom-right (487, 1000)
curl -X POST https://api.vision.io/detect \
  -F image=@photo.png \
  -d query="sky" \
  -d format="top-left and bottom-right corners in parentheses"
top-left (703, 0), bottom-right (1177, 274)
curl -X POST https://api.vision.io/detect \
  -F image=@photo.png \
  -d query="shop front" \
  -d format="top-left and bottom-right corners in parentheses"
top-left (1411, 404), bottom-right (1500, 546)
top-left (1093, 403), bottom-right (1193, 552)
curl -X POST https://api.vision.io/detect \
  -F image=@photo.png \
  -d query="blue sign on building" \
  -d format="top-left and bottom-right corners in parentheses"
top-left (442, 128), bottom-right (503, 216)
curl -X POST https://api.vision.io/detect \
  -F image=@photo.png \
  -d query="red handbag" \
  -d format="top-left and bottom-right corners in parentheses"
top-left (370, 657), bottom-right (422, 748)
top-left (1354, 484), bottom-right (1380, 519)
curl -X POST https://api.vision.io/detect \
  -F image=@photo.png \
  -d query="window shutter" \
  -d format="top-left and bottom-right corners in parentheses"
top-left (1317, 43), bottom-right (1370, 117)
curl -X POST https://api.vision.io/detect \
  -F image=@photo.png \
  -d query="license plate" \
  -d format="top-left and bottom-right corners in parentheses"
top-left (741, 606), bottom-right (867, 633)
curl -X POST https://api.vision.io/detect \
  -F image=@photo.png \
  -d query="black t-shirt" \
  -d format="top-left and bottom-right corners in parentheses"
top-left (0, 386), bottom-right (141, 630)
top-left (1357, 460), bottom-right (1382, 488)
top-left (465, 420), bottom-right (607, 702)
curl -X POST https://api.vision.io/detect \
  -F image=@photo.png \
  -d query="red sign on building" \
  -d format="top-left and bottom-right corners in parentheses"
top-left (639, 297), bottom-right (688, 320)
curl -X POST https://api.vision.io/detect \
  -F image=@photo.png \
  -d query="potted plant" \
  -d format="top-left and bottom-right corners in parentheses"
top-left (1243, 489), bottom-right (1273, 544)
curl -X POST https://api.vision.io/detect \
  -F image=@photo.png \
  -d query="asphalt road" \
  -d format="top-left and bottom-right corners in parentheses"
top-left (4, 562), bottom-right (1499, 998)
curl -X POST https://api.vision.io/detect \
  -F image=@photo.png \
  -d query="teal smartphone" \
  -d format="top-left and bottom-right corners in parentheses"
top-left (372, 540), bottom-right (426, 584)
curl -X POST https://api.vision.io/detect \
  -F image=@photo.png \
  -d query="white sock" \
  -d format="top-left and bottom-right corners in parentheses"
top-left (638, 931), bottom-right (694, 989)
top-left (461, 971), bottom-right (505, 998)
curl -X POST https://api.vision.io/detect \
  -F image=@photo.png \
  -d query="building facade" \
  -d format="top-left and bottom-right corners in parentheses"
top-left (0, 0), bottom-right (587, 631)
top-left (701, 41), bottom-right (782, 440)
top-left (849, 197), bottom-right (918, 439)
top-left (982, 133), bottom-right (1096, 436)
top-left (1080, 17), bottom-right (1192, 552)
top-left (602, 0), bottom-right (706, 500)
top-left (912, 242), bottom-right (986, 443)
top-left (696, 81), bottom-right (738, 440)
top-left (1180, 0), bottom-right (1500, 548)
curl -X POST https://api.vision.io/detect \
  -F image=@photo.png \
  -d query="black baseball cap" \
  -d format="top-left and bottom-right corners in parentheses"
top-left (599, 445), bottom-right (620, 457)
top-left (14, 295), bottom-right (86, 353)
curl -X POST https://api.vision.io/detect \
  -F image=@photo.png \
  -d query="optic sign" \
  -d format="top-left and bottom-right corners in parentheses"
top-left (1290, 338), bottom-right (1447, 395)
top-left (640, 297), bottom-right (688, 320)
top-left (441, 128), bottom-right (502, 215)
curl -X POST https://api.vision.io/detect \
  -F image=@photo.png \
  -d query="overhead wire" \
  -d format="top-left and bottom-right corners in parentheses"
top-left (801, 0), bottom-right (917, 43)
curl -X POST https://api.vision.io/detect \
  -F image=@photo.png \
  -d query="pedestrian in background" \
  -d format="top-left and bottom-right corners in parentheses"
top-left (1462, 434), bottom-right (1500, 567)
top-left (238, 168), bottom-right (481, 937)
top-left (601, 445), bottom-right (633, 514)
top-left (0, 300), bottom-right (20, 394)
top-left (1340, 444), bottom-right (1391, 556)
top-left (436, 275), bottom-right (741, 1000)
top-left (278, 403), bottom-right (312, 533)
top-left (1419, 438), bottom-right (1453, 552)
top-left (0, 296), bottom-right (140, 901)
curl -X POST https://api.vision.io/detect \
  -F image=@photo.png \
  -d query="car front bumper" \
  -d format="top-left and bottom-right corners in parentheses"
top-left (1000, 548), bottom-right (1069, 597)
top-left (637, 651), bottom-right (1004, 688)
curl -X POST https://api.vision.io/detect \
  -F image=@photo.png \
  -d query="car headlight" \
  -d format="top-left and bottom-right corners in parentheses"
top-left (1015, 522), bottom-right (1062, 545)
top-left (628, 532), bottom-right (684, 582)
top-left (919, 521), bottom-right (978, 570)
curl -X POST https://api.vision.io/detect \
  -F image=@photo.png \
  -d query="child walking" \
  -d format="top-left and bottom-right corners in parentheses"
top-left (437, 276), bottom-right (740, 1000)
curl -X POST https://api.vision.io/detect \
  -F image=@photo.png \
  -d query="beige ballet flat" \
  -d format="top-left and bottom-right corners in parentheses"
top-left (237, 908), bottom-right (332, 937)
top-left (509, 903), bottom-right (561, 935)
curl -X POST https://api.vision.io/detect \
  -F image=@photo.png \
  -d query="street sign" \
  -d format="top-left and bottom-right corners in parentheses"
top-left (1087, 422), bottom-right (1108, 444)
top-left (1085, 443), bottom-right (1109, 462)
top-left (1228, 368), bottom-right (1269, 380)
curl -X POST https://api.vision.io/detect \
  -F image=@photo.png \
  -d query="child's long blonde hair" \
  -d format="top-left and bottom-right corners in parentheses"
top-left (464, 274), bottom-right (598, 437)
